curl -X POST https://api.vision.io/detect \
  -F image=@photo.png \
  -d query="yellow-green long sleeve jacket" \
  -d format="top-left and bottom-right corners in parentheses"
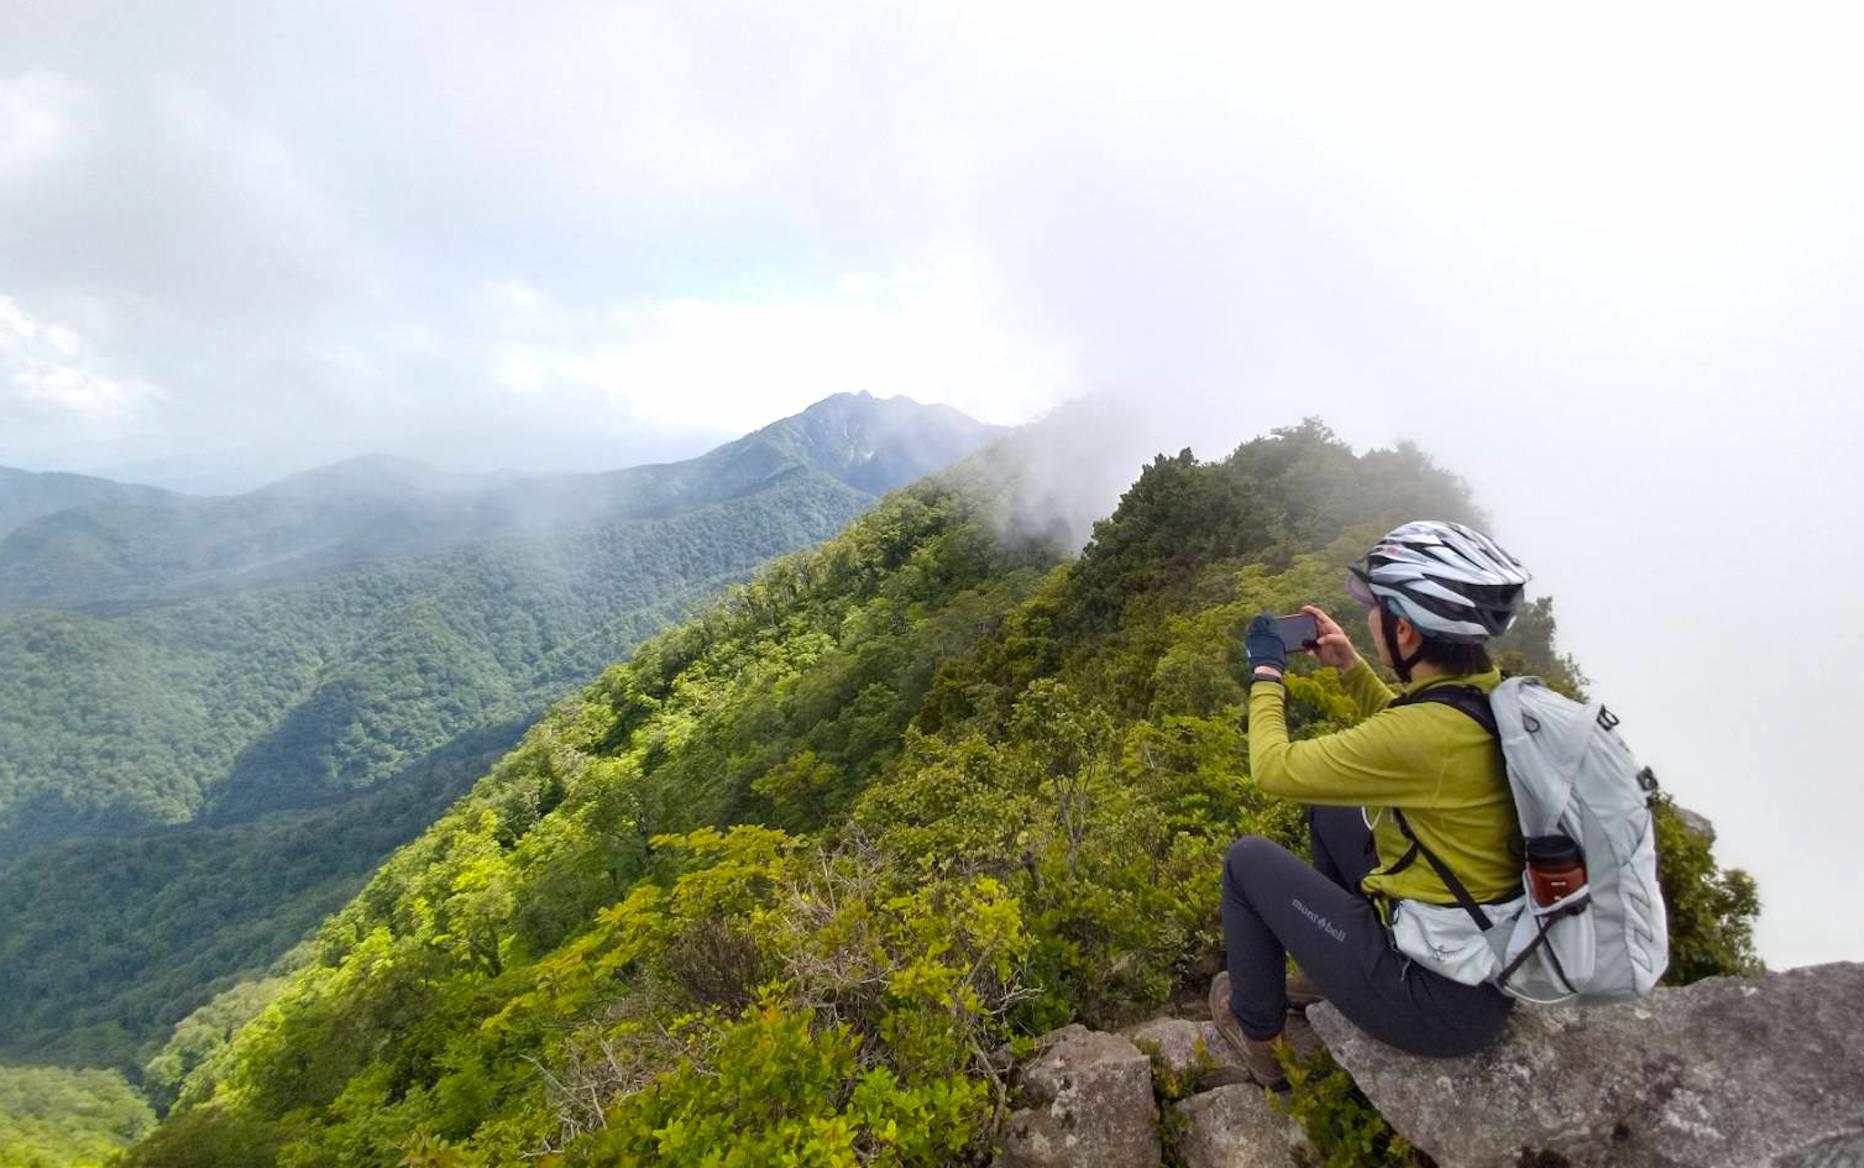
top-left (1248, 659), bottom-right (1522, 907)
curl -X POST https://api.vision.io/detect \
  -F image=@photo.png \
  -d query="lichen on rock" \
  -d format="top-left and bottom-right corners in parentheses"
top-left (999, 1025), bottom-right (1161, 1168)
top-left (1306, 962), bottom-right (1864, 1168)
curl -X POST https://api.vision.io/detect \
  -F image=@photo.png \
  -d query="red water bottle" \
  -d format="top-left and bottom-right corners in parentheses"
top-left (1525, 835), bottom-right (1586, 906)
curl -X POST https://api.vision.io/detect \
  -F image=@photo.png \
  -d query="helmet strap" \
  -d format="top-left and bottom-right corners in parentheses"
top-left (1380, 601), bottom-right (1428, 685)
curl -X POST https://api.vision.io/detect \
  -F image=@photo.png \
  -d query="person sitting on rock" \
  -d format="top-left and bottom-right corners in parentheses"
top-left (1209, 520), bottom-right (1531, 1088)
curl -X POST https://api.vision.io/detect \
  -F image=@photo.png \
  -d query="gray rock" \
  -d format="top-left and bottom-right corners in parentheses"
top-left (1671, 804), bottom-right (1717, 845)
top-left (1779, 1129), bottom-right (1864, 1168)
top-left (1125, 1017), bottom-right (1220, 1093)
top-left (1307, 962), bottom-right (1864, 1168)
top-left (1171, 1084), bottom-right (1312, 1168)
top-left (1001, 1024), bottom-right (1160, 1168)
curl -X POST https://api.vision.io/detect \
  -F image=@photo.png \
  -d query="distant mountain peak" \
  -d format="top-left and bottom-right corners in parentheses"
top-left (733, 393), bottom-right (1007, 495)
top-left (795, 389), bottom-right (960, 419)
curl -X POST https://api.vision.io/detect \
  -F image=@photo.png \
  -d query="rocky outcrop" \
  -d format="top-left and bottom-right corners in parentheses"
top-left (1777, 1131), bottom-right (1864, 1168)
top-left (998, 959), bottom-right (1864, 1166)
top-left (1171, 1084), bottom-right (1312, 1168)
top-left (1125, 1017), bottom-right (1219, 1088)
top-left (1307, 962), bottom-right (1864, 1168)
top-left (1671, 803), bottom-right (1717, 845)
top-left (997, 1015), bottom-right (1317, 1168)
top-left (999, 1025), bottom-right (1160, 1168)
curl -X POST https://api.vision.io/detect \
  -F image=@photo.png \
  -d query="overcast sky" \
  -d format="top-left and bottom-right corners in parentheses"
top-left (3, 3), bottom-right (1860, 966)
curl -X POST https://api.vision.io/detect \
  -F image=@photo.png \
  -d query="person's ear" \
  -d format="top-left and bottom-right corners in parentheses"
top-left (1395, 615), bottom-right (1420, 654)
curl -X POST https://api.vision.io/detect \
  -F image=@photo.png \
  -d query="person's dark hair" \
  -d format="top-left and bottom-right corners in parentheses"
top-left (1415, 637), bottom-right (1493, 676)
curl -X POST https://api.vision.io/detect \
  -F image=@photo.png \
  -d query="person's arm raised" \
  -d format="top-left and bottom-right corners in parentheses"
top-left (1247, 687), bottom-right (1435, 805)
top-left (1302, 604), bottom-right (1392, 716)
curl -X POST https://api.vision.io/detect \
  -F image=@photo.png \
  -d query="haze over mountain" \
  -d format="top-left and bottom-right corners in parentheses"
top-left (0, 467), bottom-right (176, 543)
top-left (108, 422), bottom-right (1759, 1167)
top-left (0, 391), bottom-right (993, 614)
top-left (0, 391), bottom-right (998, 1075)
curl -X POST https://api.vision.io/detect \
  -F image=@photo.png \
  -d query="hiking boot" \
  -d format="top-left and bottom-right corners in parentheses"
top-left (1207, 972), bottom-right (1289, 1089)
top-left (1286, 970), bottom-right (1326, 1011)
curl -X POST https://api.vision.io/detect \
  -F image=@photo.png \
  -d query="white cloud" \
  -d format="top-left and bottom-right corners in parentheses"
top-left (0, 71), bottom-right (77, 174)
top-left (0, 295), bottom-right (160, 421)
top-left (478, 246), bottom-right (1073, 430)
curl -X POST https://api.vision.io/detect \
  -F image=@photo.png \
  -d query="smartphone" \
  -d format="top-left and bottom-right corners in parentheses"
top-left (1274, 613), bottom-right (1319, 653)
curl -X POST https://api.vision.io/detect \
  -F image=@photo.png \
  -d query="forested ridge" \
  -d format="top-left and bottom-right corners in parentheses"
top-left (0, 393), bottom-right (999, 850)
top-left (0, 392), bottom-right (994, 615)
top-left (0, 394), bottom-right (999, 1116)
top-left (0, 1064), bottom-right (154, 1168)
top-left (120, 423), bottom-right (1760, 1167)
top-left (0, 467), bottom-right (177, 545)
top-left (0, 470), bottom-right (867, 845)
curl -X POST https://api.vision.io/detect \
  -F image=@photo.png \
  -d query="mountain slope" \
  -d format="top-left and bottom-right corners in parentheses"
top-left (0, 1063), bottom-right (154, 1167)
top-left (0, 394), bottom-right (998, 1073)
top-left (0, 394), bottom-right (997, 849)
top-left (0, 721), bottom-right (520, 1069)
top-left (0, 464), bottom-right (874, 848)
top-left (125, 422), bottom-right (1762, 1166)
top-left (0, 467), bottom-right (175, 542)
top-left (714, 389), bottom-right (1005, 494)
top-left (0, 392), bottom-right (1003, 613)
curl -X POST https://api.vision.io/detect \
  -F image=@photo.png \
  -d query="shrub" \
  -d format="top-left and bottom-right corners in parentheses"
top-left (1274, 1046), bottom-right (1419, 1168)
top-left (1653, 794), bottom-right (1764, 984)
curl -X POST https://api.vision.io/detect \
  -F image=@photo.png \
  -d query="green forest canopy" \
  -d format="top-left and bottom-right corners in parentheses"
top-left (0, 1064), bottom-right (155, 1168)
top-left (0, 473), bottom-right (871, 1077)
top-left (0, 395), bottom-right (1006, 1077)
top-left (0, 470), bottom-right (874, 847)
top-left (124, 423), bottom-right (1760, 1167)
top-left (0, 392), bottom-right (998, 851)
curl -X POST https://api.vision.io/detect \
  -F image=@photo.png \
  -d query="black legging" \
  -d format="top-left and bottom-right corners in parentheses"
top-left (1219, 806), bottom-right (1512, 1057)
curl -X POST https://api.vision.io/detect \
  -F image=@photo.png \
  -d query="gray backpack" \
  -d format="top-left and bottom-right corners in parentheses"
top-left (1388, 677), bottom-right (1669, 1004)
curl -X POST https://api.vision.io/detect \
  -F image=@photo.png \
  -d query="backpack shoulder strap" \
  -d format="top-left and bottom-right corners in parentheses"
top-left (1388, 808), bottom-right (1494, 931)
top-left (1385, 684), bottom-right (1503, 931)
top-left (1390, 683), bottom-right (1499, 738)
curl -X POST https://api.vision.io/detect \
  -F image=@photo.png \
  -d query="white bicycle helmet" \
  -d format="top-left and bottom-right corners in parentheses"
top-left (1346, 520), bottom-right (1530, 644)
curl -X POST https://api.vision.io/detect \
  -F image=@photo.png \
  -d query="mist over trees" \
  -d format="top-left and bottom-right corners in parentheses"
top-left (0, 393), bottom-right (999, 1080)
top-left (120, 423), bottom-right (1758, 1165)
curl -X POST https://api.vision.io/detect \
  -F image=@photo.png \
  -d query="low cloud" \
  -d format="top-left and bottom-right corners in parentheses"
top-left (0, 294), bottom-right (161, 422)
top-left (477, 247), bottom-right (1071, 431)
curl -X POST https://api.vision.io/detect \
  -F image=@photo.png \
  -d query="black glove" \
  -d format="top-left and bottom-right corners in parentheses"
top-left (1245, 613), bottom-right (1287, 677)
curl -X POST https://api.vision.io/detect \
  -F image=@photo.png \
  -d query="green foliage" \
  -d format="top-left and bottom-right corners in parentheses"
top-left (0, 1064), bottom-right (155, 1167)
top-left (121, 482), bottom-right (1042, 1165)
top-left (141, 963), bottom-right (298, 1113)
top-left (0, 723), bottom-right (522, 1073)
top-left (125, 424), bottom-right (1764, 1166)
top-left (581, 1004), bottom-right (987, 1168)
top-left (106, 1103), bottom-right (284, 1168)
top-left (1273, 1046), bottom-right (1418, 1168)
top-left (1654, 794), bottom-right (1764, 984)
top-left (1136, 1036), bottom-right (1219, 1104)
top-left (558, 831), bottom-right (1028, 1167)
top-left (0, 429), bottom-right (977, 1069)
top-left (0, 469), bottom-right (876, 847)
